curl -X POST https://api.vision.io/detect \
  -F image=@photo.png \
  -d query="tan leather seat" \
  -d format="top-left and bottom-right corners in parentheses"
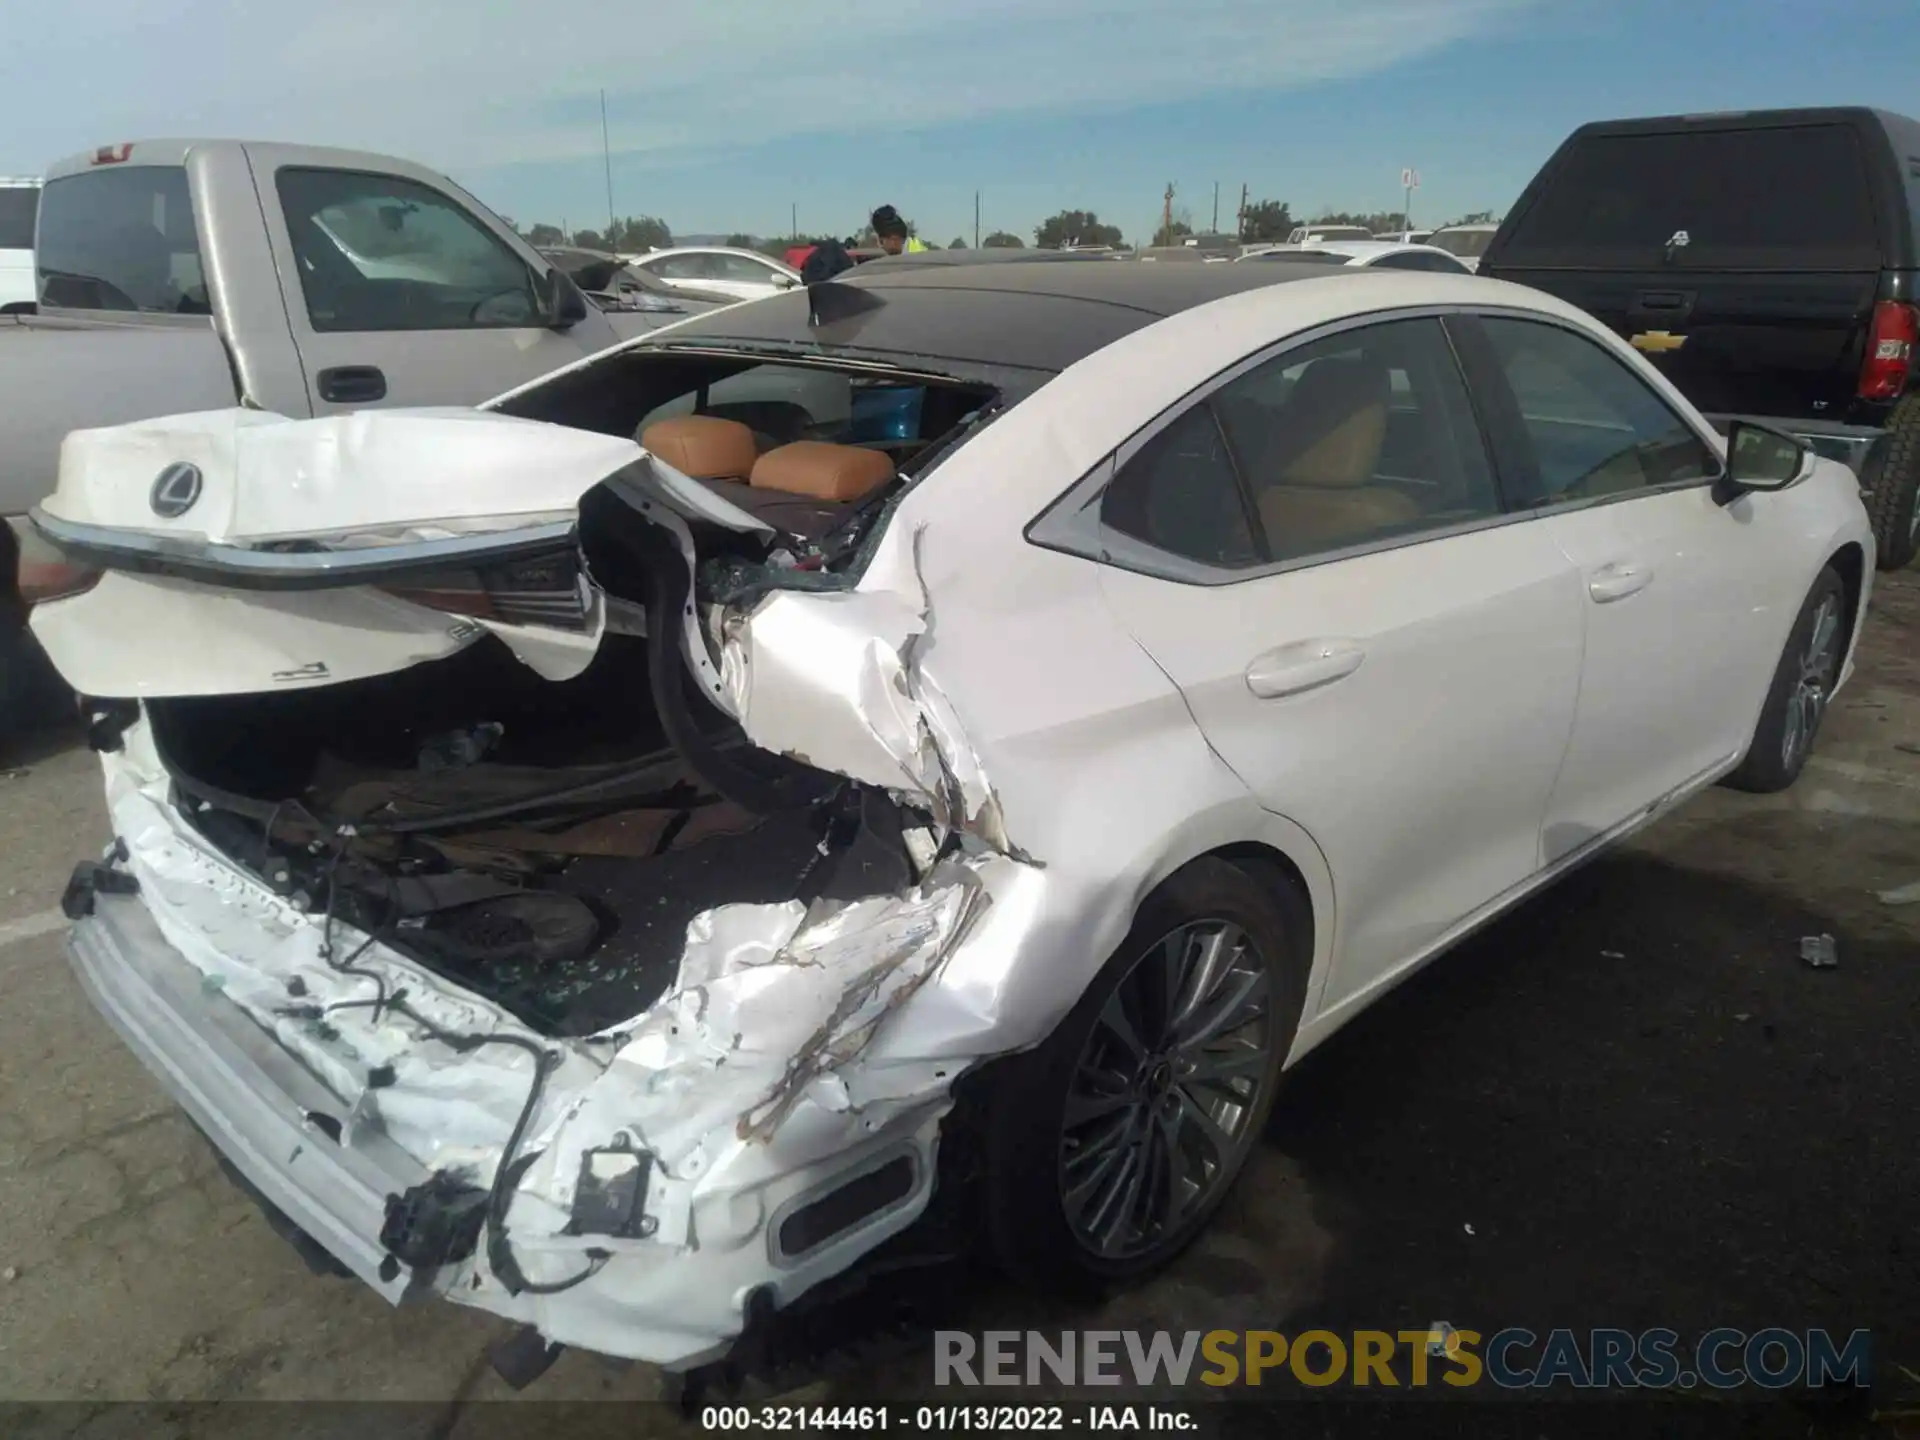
top-left (640, 416), bottom-right (759, 481)
top-left (750, 442), bottom-right (895, 502)
top-left (1251, 356), bottom-right (1420, 555)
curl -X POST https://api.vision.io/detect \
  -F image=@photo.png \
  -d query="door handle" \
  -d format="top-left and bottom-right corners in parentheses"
top-left (316, 365), bottom-right (388, 404)
top-left (1244, 639), bottom-right (1365, 699)
top-left (1587, 562), bottom-right (1654, 603)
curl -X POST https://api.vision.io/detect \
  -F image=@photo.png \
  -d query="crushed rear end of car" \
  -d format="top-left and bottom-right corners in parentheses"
top-left (30, 403), bottom-right (1044, 1368)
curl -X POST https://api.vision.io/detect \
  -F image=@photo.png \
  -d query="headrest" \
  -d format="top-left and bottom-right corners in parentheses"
top-left (640, 416), bottom-right (759, 481)
top-left (1278, 356), bottom-right (1391, 490)
top-left (750, 442), bottom-right (895, 503)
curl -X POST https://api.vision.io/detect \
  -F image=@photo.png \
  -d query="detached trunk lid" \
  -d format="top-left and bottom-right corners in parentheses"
top-left (27, 405), bottom-right (766, 699)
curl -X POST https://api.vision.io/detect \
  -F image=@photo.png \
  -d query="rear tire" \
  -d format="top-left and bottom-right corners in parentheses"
top-left (980, 856), bottom-right (1310, 1292)
top-left (1866, 395), bottom-right (1920, 572)
top-left (1723, 566), bottom-right (1847, 794)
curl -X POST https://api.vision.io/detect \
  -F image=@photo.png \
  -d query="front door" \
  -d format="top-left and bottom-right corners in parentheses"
top-left (252, 154), bottom-right (609, 412)
top-left (1459, 314), bottom-right (1795, 857)
top-left (1092, 316), bottom-right (1586, 1016)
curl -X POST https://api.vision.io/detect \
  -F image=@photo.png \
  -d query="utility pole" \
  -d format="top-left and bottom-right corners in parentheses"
top-left (1239, 183), bottom-right (1249, 240)
top-left (600, 90), bottom-right (616, 242)
top-left (974, 190), bottom-right (980, 249)
top-left (1212, 181), bottom-right (1220, 234)
top-left (791, 201), bottom-right (797, 240)
top-left (1162, 182), bottom-right (1174, 246)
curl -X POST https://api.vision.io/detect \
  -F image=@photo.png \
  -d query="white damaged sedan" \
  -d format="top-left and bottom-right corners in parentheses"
top-left (26, 258), bottom-right (1874, 1371)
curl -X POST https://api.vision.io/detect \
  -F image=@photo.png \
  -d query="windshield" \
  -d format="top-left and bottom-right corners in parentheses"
top-left (1495, 123), bottom-right (1880, 270)
top-left (1430, 228), bottom-right (1494, 259)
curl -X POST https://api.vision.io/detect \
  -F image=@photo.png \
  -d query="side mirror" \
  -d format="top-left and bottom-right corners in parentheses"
top-left (771, 273), bottom-right (798, 290)
top-left (1721, 420), bottom-right (1807, 498)
top-left (545, 269), bottom-right (591, 330)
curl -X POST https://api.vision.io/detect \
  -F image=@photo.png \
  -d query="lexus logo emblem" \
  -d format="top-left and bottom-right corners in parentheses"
top-left (149, 462), bottom-right (203, 519)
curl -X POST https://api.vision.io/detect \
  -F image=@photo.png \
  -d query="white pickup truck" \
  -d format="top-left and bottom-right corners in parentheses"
top-left (0, 140), bottom-right (727, 731)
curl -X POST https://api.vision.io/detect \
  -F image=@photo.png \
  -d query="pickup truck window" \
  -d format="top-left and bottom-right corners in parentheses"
top-left (0, 185), bottom-right (35, 250)
top-left (275, 168), bottom-right (540, 332)
top-left (1498, 124), bottom-right (1880, 271)
top-left (34, 167), bottom-right (210, 314)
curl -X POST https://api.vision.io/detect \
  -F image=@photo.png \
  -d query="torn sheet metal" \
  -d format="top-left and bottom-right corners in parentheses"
top-left (720, 583), bottom-right (1015, 855)
top-left (90, 712), bottom-right (1031, 1363)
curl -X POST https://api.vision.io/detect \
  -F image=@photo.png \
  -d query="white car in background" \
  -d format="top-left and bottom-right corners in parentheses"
top-left (27, 260), bottom-right (1873, 1373)
top-left (0, 178), bottom-right (40, 309)
top-left (1373, 228), bottom-right (1434, 245)
top-left (1282, 224), bottom-right (1374, 245)
top-left (630, 245), bottom-right (802, 302)
top-left (1237, 239), bottom-right (1473, 273)
top-left (1426, 223), bottom-right (1500, 272)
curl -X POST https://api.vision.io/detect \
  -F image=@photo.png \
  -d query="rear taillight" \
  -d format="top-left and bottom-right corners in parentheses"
top-left (377, 549), bottom-right (593, 633)
top-left (1858, 300), bottom-right (1918, 401)
top-left (15, 529), bottom-right (102, 606)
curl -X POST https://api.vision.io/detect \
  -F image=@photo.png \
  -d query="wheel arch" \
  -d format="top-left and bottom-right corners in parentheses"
top-left (1826, 539), bottom-right (1869, 672)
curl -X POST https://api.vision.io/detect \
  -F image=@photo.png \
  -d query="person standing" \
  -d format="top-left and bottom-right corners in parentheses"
top-left (870, 204), bottom-right (927, 255)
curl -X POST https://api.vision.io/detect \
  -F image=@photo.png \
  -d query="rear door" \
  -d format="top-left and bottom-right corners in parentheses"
top-left (1482, 120), bottom-right (1887, 417)
top-left (248, 147), bottom-right (615, 412)
top-left (1085, 315), bottom-right (1586, 1016)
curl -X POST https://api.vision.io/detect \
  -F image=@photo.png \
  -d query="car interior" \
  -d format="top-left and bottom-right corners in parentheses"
top-left (499, 352), bottom-right (999, 548)
top-left (1208, 335), bottom-right (1502, 560)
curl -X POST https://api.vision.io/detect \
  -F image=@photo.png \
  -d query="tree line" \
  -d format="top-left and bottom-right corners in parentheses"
top-left (499, 203), bottom-right (1502, 257)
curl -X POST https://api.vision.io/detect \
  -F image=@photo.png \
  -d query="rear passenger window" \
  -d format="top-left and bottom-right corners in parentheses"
top-left (35, 167), bottom-right (209, 314)
top-left (1211, 317), bottom-right (1501, 562)
top-left (1102, 404), bottom-right (1259, 568)
top-left (1479, 317), bottom-right (1718, 506)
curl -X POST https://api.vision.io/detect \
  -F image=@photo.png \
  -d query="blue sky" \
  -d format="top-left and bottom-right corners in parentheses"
top-left (3, 0), bottom-right (1918, 245)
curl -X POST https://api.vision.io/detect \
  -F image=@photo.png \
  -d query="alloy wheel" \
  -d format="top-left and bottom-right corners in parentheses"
top-left (1782, 594), bottom-right (1843, 771)
top-left (1057, 919), bottom-right (1274, 1262)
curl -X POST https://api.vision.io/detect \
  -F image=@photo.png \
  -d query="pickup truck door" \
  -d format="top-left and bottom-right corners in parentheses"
top-left (245, 146), bottom-right (619, 412)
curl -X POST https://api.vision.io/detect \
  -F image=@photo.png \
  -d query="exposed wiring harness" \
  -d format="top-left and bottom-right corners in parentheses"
top-left (302, 824), bottom-right (606, 1297)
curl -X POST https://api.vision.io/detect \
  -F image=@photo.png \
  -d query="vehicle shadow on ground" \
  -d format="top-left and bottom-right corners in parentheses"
top-left (763, 838), bottom-right (1919, 1427)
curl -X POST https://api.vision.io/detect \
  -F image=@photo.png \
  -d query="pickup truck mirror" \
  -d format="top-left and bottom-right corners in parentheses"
top-left (1722, 420), bottom-right (1808, 496)
top-left (544, 269), bottom-right (591, 331)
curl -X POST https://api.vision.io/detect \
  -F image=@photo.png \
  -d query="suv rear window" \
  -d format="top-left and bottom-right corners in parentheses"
top-left (0, 186), bottom-right (36, 250)
top-left (35, 167), bottom-right (209, 313)
top-left (1495, 123), bottom-right (1882, 271)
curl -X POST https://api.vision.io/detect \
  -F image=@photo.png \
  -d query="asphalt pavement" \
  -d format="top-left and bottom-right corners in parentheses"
top-left (0, 572), bottom-right (1914, 1438)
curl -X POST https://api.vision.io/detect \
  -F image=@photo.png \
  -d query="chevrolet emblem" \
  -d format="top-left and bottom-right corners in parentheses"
top-left (1629, 330), bottom-right (1688, 354)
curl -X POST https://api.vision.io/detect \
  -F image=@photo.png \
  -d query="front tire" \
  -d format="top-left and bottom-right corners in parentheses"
top-left (1723, 566), bottom-right (1847, 794)
top-left (1866, 395), bottom-right (1920, 571)
top-left (980, 856), bottom-right (1310, 1291)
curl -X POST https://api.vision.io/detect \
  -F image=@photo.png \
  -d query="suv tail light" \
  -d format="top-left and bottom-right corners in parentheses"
top-left (1858, 300), bottom-right (1918, 401)
top-left (15, 528), bottom-right (102, 607)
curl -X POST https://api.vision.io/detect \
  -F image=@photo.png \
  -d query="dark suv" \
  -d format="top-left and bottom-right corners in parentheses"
top-left (1481, 106), bottom-right (1920, 570)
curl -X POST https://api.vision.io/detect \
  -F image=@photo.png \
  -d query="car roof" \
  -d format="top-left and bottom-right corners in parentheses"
top-left (635, 255), bottom-right (1353, 375)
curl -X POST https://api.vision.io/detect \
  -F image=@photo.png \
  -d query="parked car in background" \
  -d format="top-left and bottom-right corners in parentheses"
top-left (537, 245), bottom-right (738, 316)
top-left (1426, 224), bottom-right (1499, 270)
top-left (0, 139), bottom-right (671, 736)
top-left (1480, 106), bottom-right (1920, 569)
top-left (0, 178), bottom-right (38, 309)
top-left (1284, 224), bottom-right (1374, 245)
top-left (30, 260), bottom-right (1871, 1374)
top-left (1237, 240), bottom-right (1472, 273)
top-left (630, 246), bottom-right (802, 302)
top-left (1374, 229), bottom-right (1434, 245)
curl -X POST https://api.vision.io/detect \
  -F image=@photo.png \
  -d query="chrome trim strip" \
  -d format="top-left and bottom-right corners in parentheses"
top-left (28, 509), bottom-right (578, 592)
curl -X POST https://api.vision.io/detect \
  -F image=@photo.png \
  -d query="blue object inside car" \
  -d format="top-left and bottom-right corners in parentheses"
top-left (850, 384), bottom-right (924, 442)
